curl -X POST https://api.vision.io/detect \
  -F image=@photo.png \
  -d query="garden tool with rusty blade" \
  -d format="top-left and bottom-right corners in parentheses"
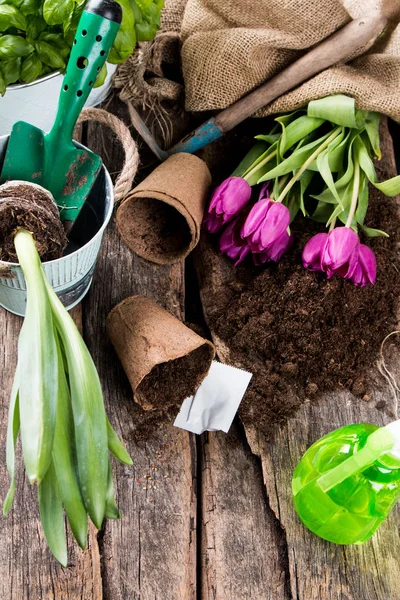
top-left (128, 11), bottom-right (390, 162)
top-left (0, 0), bottom-right (122, 224)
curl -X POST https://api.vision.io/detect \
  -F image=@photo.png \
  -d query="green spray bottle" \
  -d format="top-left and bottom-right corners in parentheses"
top-left (292, 421), bottom-right (400, 544)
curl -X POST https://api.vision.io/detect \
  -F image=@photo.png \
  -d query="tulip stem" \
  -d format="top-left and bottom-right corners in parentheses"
top-left (244, 150), bottom-right (277, 182)
top-left (345, 157), bottom-right (360, 228)
top-left (275, 127), bottom-right (342, 204)
top-left (329, 217), bottom-right (337, 232)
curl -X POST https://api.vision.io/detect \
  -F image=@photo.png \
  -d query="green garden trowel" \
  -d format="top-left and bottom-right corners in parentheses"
top-left (0, 0), bottom-right (122, 223)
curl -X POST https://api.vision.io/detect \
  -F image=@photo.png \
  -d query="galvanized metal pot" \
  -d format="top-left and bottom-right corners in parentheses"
top-left (0, 64), bottom-right (117, 140)
top-left (0, 136), bottom-right (114, 316)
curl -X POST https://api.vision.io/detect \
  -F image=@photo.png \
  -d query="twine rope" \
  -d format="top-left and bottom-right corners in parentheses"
top-left (77, 107), bottom-right (139, 203)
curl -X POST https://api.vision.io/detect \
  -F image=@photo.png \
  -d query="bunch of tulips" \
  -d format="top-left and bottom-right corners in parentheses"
top-left (203, 95), bottom-right (400, 287)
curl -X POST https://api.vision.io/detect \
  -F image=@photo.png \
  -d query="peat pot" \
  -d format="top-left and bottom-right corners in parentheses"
top-left (0, 136), bottom-right (114, 317)
top-left (0, 64), bottom-right (117, 140)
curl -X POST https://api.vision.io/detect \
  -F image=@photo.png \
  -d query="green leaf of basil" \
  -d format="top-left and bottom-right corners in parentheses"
top-left (39, 32), bottom-right (70, 58)
top-left (26, 15), bottom-right (47, 40)
top-left (34, 39), bottom-right (65, 68)
top-left (0, 69), bottom-right (6, 95)
top-left (93, 62), bottom-right (107, 87)
top-left (0, 35), bottom-right (33, 58)
top-left (116, 0), bottom-right (135, 31)
top-left (20, 52), bottom-right (42, 82)
top-left (0, 56), bottom-right (21, 85)
top-left (43, 0), bottom-right (74, 26)
top-left (0, 5), bottom-right (27, 32)
top-left (17, 0), bottom-right (41, 17)
top-left (107, 28), bottom-right (136, 64)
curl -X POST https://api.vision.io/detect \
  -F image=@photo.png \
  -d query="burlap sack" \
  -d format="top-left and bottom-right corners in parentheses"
top-left (180, 0), bottom-right (400, 120)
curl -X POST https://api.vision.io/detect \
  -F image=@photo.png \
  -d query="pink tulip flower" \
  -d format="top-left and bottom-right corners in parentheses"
top-left (203, 177), bottom-right (252, 234)
top-left (219, 214), bottom-right (251, 266)
top-left (253, 230), bottom-right (294, 265)
top-left (302, 232), bottom-right (329, 272)
top-left (351, 244), bottom-right (377, 287)
top-left (241, 199), bottom-right (291, 253)
top-left (321, 227), bottom-right (360, 279)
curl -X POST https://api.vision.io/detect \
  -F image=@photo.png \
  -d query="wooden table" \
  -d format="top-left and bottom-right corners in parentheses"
top-left (1, 104), bottom-right (399, 600)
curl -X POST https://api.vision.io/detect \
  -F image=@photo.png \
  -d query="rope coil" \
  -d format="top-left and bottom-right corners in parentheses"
top-left (77, 107), bottom-right (140, 203)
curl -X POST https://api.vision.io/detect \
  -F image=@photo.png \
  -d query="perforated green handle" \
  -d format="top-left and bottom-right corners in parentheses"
top-left (47, 0), bottom-right (121, 146)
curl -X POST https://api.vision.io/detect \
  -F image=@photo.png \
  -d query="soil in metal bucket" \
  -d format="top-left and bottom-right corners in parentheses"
top-left (196, 176), bottom-right (400, 432)
top-left (0, 181), bottom-right (67, 262)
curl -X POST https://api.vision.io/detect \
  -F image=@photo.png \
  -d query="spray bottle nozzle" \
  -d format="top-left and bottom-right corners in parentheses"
top-left (316, 422), bottom-right (399, 493)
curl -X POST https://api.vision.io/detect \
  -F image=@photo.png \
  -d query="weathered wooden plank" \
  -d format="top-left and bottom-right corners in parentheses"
top-left (84, 104), bottom-right (197, 600)
top-left (200, 423), bottom-right (291, 600)
top-left (195, 119), bottom-right (400, 599)
top-left (0, 306), bottom-right (102, 599)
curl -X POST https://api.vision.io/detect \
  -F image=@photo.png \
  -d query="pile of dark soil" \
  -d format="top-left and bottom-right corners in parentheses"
top-left (197, 143), bottom-right (400, 432)
top-left (137, 344), bottom-right (215, 410)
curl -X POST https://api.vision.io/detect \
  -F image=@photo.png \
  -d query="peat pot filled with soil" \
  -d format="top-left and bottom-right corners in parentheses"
top-left (0, 136), bottom-right (114, 316)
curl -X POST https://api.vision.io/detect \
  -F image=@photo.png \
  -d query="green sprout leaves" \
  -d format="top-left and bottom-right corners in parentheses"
top-left (4, 229), bottom-right (132, 566)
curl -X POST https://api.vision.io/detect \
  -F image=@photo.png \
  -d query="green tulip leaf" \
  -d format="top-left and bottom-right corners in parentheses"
top-left (105, 458), bottom-right (120, 520)
top-left (52, 338), bottom-right (88, 550)
top-left (279, 115), bottom-right (325, 155)
top-left (3, 372), bottom-right (20, 516)
top-left (231, 140), bottom-right (269, 177)
top-left (38, 461), bottom-right (67, 567)
top-left (308, 94), bottom-right (366, 129)
top-left (14, 230), bottom-right (58, 485)
top-left (359, 224), bottom-right (389, 238)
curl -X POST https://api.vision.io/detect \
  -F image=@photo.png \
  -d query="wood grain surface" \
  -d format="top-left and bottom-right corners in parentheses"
top-left (1, 98), bottom-right (399, 599)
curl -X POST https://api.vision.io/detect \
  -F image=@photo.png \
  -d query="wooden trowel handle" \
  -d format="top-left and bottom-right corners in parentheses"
top-left (217, 13), bottom-right (388, 132)
top-left (168, 13), bottom-right (387, 156)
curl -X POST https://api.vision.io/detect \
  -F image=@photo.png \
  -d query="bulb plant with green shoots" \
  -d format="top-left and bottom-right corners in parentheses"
top-left (204, 95), bottom-right (400, 287)
top-left (1, 183), bottom-right (132, 566)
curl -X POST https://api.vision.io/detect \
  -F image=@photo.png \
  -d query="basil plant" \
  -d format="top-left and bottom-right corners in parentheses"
top-left (0, 0), bottom-right (164, 94)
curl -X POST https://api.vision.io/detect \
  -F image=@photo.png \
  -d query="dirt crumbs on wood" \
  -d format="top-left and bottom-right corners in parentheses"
top-left (198, 185), bottom-right (400, 432)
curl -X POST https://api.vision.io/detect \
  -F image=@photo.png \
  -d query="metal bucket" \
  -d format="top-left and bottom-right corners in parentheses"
top-left (0, 136), bottom-right (114, 317)
top-left (0, 64), bottom-right (117, 140)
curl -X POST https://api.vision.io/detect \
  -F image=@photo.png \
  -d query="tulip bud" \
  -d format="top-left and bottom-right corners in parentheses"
top-left (219, 214), bottom-right (251, 266)
top-left (321, 227), bottom-right (359, 279)
top-left (203, 177), bottom-right (252, 234)
top-left (241, 199), bottom-right (291, 253)
top-left (253, 231), bottom-right (294, 265)
top-left (302, 233), bottom-right (329, 272)
top-left (351, 244), bottom-right (377, 287)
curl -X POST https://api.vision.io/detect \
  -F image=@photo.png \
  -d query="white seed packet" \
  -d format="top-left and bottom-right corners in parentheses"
top-left (174, 361), bottom-right (252, 435)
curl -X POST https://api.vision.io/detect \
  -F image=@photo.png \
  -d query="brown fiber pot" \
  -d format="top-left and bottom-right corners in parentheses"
top-left (116, 153), bottom-right (211, 264)
top-left (106, 295), bottom-right (216, 411)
